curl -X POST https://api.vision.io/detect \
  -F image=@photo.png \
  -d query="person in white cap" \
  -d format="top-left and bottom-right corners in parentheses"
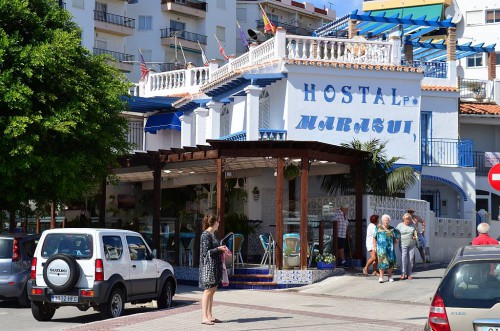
top-left (332, 204), bottom-right (349, 267)
top-left (472, 223), bottom-right (499, 245)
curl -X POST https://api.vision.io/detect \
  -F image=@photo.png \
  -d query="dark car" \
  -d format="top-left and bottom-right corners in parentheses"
top-left (0, 233), bottom-right (40, 306)
top-left (425, 245), bottom-right (500, 331)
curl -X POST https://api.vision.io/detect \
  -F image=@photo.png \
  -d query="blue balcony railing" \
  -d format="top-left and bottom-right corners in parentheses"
top-left (421, 138), bottom-right (473, 167)
top-left (402, 61), bottom-right (447, 78)
top-left (219, 129), bottom-right (287, 141)
top-left (161, 28), bottom-right (207, 44)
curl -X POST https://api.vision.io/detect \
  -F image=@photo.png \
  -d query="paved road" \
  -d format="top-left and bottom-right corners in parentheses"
top-left (0, 264), bottom-right (444, 331)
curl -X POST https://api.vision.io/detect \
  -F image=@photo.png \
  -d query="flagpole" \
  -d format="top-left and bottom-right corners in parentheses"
top-left (178, 41), bottom-right (187, 66)
top-left (197, 40), bottom-right (209, 66)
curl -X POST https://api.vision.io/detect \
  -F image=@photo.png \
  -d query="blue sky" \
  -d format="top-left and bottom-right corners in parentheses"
top-left (307, 0), bottom-right (364, 17)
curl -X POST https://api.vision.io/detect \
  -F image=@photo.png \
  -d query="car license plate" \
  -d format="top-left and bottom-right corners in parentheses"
top-left (51, 295), bottom-right (78, 303)
top-left (483, 327), bottom-right (500, 331)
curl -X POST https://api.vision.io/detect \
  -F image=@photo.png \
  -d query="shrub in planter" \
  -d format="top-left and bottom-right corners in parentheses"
top-left (284, 164), bottom-right (300, 180)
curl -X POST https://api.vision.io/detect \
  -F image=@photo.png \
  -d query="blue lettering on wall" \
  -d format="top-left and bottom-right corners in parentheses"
top-left (391, 88), bottom-right (401, 106)
top-left (336, 117), bottom-right (352, 131)
top-left (324, 85), bottom-right (335, 103)
top-left (359, 86), bottom-right (370, 104)
top-left (296, 115), bottom-right (317, 130)
top-left (304, 83), bottom-right (316, 101)
top-left (341, 86), bottom-right (352, 104)
top-left (374, 88), bottom-right (385, 105)
top-left (353, 118), bottom-right (370, 133)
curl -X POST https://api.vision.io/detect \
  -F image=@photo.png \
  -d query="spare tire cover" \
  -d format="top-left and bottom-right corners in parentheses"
top-left (43, 254), bottom-right (80, 293)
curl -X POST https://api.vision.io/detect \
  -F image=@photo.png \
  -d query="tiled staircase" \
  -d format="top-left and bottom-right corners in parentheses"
top-left (227, 266), bottom-right (277, 290)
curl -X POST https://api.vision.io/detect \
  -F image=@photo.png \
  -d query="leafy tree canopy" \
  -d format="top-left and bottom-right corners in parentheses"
top-left (321, 138), bottom-right (418, 197)
top-left (0, 0), bottom-right (131, 209)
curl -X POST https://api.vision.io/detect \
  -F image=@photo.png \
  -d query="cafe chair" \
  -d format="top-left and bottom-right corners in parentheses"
top-left (226, 233), bottom-right (245, 266)
top-left (259, 233), bottom-right (275, 266)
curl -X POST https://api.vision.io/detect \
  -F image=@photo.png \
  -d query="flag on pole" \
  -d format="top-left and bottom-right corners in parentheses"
top-left (198, 40), bottom-right (209, 66)
top-left (139, 49), bottom-right (149, 80)
top-left (178, 41), bottom-right (187, 66)
top-left (259, 3), bottom-right (276, 34)
top-left (214, 34), bottom-right (229, 60)
top-left (236, 21), bottom-right (249, 51)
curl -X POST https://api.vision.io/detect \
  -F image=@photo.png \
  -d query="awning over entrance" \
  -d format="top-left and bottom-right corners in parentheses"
top-left (144, 111), bottom-right (182, 134)
top-left (124, 96), bottom-right (178, 113)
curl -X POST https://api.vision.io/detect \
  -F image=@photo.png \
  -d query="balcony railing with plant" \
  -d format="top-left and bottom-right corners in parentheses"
top-left (160, 28), bottom-right (207, 44)
top-left (94, 10), bottom-right (135, 28)
top-left (459, 78), bottom-right (493, 101)
top-left (93, 48), bottom-right (134, 62)
top-left (421, 138), bottom-right (473, 167)
top-left (473, 151), bottom-right (492, 176)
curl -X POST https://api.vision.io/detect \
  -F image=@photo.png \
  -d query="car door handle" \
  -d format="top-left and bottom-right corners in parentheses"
top-left (132, 265), bottom-right (136, 268)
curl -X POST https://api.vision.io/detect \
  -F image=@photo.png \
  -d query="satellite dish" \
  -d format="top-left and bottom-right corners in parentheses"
top-left (248, 29), bottom-right (267, 42)
top-left (445, 6), bottom-right (463, 24)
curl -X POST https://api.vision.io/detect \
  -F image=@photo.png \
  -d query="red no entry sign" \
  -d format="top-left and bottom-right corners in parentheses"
top-left (488, 163), bottom-right (500, 191)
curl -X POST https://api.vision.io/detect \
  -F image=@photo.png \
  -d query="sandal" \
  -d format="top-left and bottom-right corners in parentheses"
top-left (362, 267), bottom-right (368, 275)
top-left (407, 275), bottom-right (413, 280)
top-left (201, 321), bottom-right (215, 325)
top-left (372, 271), bottom-right (378, 276)
top-left (400, 275), bottom-right (406, 280)
top-left (211, 319), bottom-right (224, 323)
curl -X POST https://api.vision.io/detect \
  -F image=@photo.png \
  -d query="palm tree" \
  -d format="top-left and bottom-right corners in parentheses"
top-left (321, 138), bottom-right (418, 196)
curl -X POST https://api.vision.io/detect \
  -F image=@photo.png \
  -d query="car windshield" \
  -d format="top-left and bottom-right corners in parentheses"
top-left (440, 260), bottom-right (500, 308)
top-left (0, 238), bottom-right (12, 259)
top-left (41, 234), bottom-right (93, 259)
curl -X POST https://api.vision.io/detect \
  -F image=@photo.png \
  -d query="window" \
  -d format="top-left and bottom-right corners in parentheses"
top-left (216, 26), bottom-right (226, 42)
top-left (95, 2), bottom-right (107, 13)
top-left (217, 0), bottom-right (225, 10)
top-left (0, 239), bottom-right (12, 259)
top-left (103, 236), bottom-right (123, 261)
top-left (467, 53), bottom-right (484, 67)
top-left (466, 10), bottom-right (482, 25)
top-left (220, 106), bottom-right (230, 137)
top-left (94, 39), bottom-right (107, 50)
top-left (496, 52), bottom-right (500, 65)
top-left (259, 90), bottom-right (270, 129)
top-left (237, 8), bottom-right (247, 22)
top-left (486, 9), bottom-right (500, 24)
top-left (126, 236), bottom-right (149, 261)
top-left (72, 0), bottom-right (84, 9)
top-left (170, 20), bottom-right (185, 31)
top-left (138, 16), bottom-right (152, 31)
top-left (268, 13), bottom-right (279, 25)
top-left (140, 49), bottom-right (152, 62)
top-left (23, 238), bottom-right (39, 258)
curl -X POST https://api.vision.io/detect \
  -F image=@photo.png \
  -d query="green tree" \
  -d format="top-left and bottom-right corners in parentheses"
top-left (0, 0), bottom-right (131, 212)
top-left (321, 138), bottom-right (418, 196)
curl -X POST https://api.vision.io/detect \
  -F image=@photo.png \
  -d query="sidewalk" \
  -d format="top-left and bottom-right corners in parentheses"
top-left (65, 265), bottom-right (443, 331)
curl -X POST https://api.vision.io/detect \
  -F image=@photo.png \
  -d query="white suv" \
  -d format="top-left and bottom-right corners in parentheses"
top-left (28, 228), bottom-right (176, 321)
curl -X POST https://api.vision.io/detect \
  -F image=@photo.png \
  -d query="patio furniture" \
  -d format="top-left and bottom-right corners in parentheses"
top-left (259, 233), bottom-right (275, 266)
top-left (180, 232), bottom-right (195, 266)
top-left (223, 233), bottom-right (245, 266)
top-left (283, 233), bottom-right (300, 269)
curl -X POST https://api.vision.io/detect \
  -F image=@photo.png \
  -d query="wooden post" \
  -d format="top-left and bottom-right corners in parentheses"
top-left (174, 218), bottom-right (180, 266)
top-left (300, 156), bottom-right (309, 269)
top-left (152, 158), bottom-right (162, 253)
top-left (319, 220), bottom-right (325, 254)
top-left (50, 201), bottom-right (56, 229)
top-left (275, 158), bottom-right (284, 270)
top-left (355, 166), bottom-right (363, 258)
top-left (36, 217), bottom-right (41, 234)
top-left (193, 215), bottom-right (202, 267)
top-left (216, 158), bottom-right (226, 238)
top-left (333, 222), bottom-right (338, 261)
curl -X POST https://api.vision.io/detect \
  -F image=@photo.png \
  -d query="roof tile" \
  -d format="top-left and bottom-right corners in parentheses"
top-left (460, 103), bottom-right (500, 115)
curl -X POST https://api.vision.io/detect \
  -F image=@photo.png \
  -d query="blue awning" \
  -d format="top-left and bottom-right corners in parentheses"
top-left (144, 111), bottom-right (182, 134)
top-left (124, 96), bottom-right (179, 113)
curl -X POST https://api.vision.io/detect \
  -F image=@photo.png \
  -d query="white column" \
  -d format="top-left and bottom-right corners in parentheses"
top-left (390, 36), bottom-right (401, 66)
top-left (494, 79), bottom-right (500, 105)
top-left (244, 85), bottom-right (263, 141)
top-left (194, 107), bottom-right (208, 145)
top-left (274, 27), bottom-right (287, 58)
top-left (206, 101), bottom-right (223, 140)
top-left (179, 113), bottom-right (194, 147)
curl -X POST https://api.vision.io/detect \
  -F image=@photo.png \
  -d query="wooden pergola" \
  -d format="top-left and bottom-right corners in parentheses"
top-left (111, 140), bottom-right (369, 270)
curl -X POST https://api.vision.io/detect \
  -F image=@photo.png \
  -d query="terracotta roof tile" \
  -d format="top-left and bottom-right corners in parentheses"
top-left (421, 85), bottom-right (459, 92)
top-left (460, 103), bottom-right (500, 115)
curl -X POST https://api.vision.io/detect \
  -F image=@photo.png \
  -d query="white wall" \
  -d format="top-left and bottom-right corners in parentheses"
top-left (144, 130), bottom-right (181, 151)
top-left (66, 0), bottom-right (95, 50)
top-left (421, 90), bottom-right (460, 140)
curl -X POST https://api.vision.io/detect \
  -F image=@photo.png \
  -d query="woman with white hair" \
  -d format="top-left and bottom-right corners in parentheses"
top-left (472, 223), bottom-right (499, 245)
top-left (374, 214), bottom-right (400, 283)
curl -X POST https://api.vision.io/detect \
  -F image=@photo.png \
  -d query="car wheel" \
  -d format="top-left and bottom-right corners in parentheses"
top-left (43, 254), bottom-right (80, 293)
top-left (157, 280), bottom-right (173, 309)
top-left (100, 288), bottom-right (124, 319)
top-left (18, 284), bottom-right (30, 308)
top-left (31, 301), bottom-right (56, 321)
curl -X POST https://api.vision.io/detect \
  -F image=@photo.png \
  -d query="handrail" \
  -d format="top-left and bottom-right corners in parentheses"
top-left (268, 233), bottom-right (276, 273)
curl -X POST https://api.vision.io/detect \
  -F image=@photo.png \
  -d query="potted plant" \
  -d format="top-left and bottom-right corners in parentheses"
top-left (315, 252), bottom-right (336, 269)
top-left (467, 81), bottom-right (485, 99)
top-left (252, 187), bottom-right (260, 200)
top-left (283, 247), bottom-right (300, 269)
top-left (284, 164), bottom-right (300, 180)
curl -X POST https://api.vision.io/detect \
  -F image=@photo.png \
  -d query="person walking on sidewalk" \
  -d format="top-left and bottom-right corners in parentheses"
top-left (396, 213), bottom-right (418, 280)
top-left (472, 222), bottom-right (499, 245)
top-left (407, 209), bottom-right (427, 268)
top-left (374, 214), bottom-right (399, 283)
top-left (332, 204), bottom-right (349, 267)
top-left (199, 214), bottom-right (228, 325)
top-left (363, 214), bottom-right (379, 275)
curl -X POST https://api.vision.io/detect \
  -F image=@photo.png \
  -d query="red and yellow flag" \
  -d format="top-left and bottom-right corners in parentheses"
top-left (259, 4), bottom-right (276, 34)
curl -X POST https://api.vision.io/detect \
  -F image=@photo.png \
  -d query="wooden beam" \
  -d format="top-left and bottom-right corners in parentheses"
top-left (275, 158), bottom-right (284, 270)
top-left (300, 157), bottom-right (309, 270)
top-left (217, 158), bottom-right (226, 238)
top-left (354, 166), bottom-right (363, 259)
